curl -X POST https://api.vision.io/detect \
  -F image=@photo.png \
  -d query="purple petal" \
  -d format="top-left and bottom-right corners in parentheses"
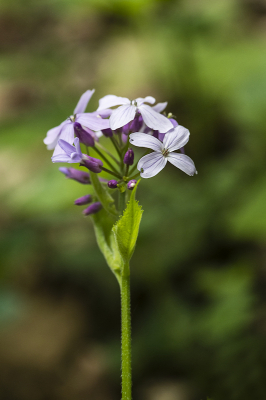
top-left (110, 104), bottom-right (136, 130)
top-left (70, 152), bottom-right (82, 162)
top-left (139, 104), bottom-right (173, 133)
top-left (74, 89), bottom-right (95, 114)
top-left (93, 109), bottom-right (112, 118)
top-left (163, 125), bottom-right (190, 152)
top-left (52, 154), bottom-right (71, 163)
top-left (152, 102), bottom-right (168, 113)
top-left (136, 96), bottom-right (156, 106)
top-left (129, 132), bottom-right (163, 152)
top-left (137, 152), bottom-right (167, 178)
top-left (58, 139), bottom-right (75, 156)
top-left (167, 153), bottom-right (197, 176)
top-left (73, 137), bottom-right (82, 158)
top-left (51, 122), bottom-right (74, 157)
top-left (76, 113), bottom-right (110, 131)
top-left (97, 95), bottom-right (129, 110)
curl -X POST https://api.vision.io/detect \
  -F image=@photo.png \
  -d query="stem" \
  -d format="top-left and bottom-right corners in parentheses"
top-left (118, 191), bottom-right (126, 215)
top-left (94, 146), bottom-right (121, 176)
top-left (129, 171), bottom-right (140, 180)
top-left (111, 136), bottom-right (122, 158)
top-left (121, 268), bottom-right (132, 400)
top-left (101, 166), bottom-right (122, 179)
top-left (95, 142), bottom-right (121, 166)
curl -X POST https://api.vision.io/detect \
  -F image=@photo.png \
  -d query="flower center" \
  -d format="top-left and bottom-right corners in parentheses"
top-left (162, 148), bottom-right (169, 157)
top-left (131, 99), bottom-right (137, 106)
top-left (69, 115), bottom-right (76, 122)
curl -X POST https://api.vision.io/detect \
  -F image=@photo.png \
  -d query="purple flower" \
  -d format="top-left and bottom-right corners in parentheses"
top-left (74, 194), bottom-right (92, 205)
top-left (44, 89), bottom-right (110, 157)
top-left (83, 202), bottom-right (102, 216)
top-left (122, 114), bottom-right (143, 135)
top-left (108, 180), bottom-right (118, 189)
top-left (59, 167), bottom-right (91, 184)
top-left (97, 95), bottom-right (173, 133)
top-left (74, 122), bottom-right (95, 147)
top-left (82, 156), bottom-right (103, 173)
top-left (129, 125), bottom-right (197, 178)
top-left (52, 137), bottom-right (84, 163)
top-left (127, 180), bottom-right (137, 190)
top-left (123, 148), bottom-right (134, 165)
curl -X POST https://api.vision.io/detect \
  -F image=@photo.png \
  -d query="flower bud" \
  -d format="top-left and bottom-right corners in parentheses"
top-left (123, 148), bottom-right (134, 165)
top-left (74, 194), bottom-right (92, 205)
top-left (102, 128), bottom-right (113, 137)
top-left (74, 122), bottom-right (95, 147)
top-left (127, 180), bottom-right (137, 190)
top-left (82, 156), bottom-right (103, 173)
top-left (122, 114), bottom-right (143, 135)
top-left (83, 202), bottom-right (102, 216)
top-left (59, 167), bottom-right (91, 184)
top-left (108, 180), bottom-right (118, 189)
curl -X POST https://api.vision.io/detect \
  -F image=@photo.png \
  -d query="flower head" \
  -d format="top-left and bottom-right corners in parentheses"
top-left (129, 125), bottom-right (197, 178)
top-left (97, 95), bottom-right (173, 133)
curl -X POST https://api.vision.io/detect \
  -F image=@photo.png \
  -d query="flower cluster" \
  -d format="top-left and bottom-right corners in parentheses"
top-left (44, 90), bottom-right (197, 215)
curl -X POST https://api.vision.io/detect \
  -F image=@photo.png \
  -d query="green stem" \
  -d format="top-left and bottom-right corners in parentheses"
top-left (129, 171), bottom-right (140, 180)
top-left (111, 136), bottom-right (122, 158)
top-left (94, 146), bottom-right (121, 176)
top-left (95, 142), bottom-right (121, 166)
top-left (101, 166), bottom-right (122, 179)
top-left (121, 268), bottom-right (132, 400)
top-left (118, 191), bottom-right (126, 215)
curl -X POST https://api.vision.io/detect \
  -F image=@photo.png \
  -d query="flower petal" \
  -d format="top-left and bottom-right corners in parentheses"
top-left (163, 125), bottom-right (190, 152)
top-left (43, 120), bottom-right (68, 150)
top-left (51, 154), bottom-right (71, 163)
top-left (137, 152), bottom-right (167, 178)
top-left (139, 104), bottom-right (173, 133)
top-left (76, 113), bottom-right (110, 131)
top-left (152, 102), bottom-right (168, 113)
top-left (58, 139), bottom-right (75, 156)
top-left (136, 96), bottom-right (156, 106)
top-left (167, 153), bottom-right (197, 176)
top-left (97, 95), bottom-right (129, 110)
top-left (110, 105), bottom-right (136, 130)
top-left (73, 137), bottom-right (82, 157)
top-left (129, 132), bottom-right (163, 152)
top-left (74, 89), bottom-right (95, 114)
top-left (52, 123), bottom-right (75, 157)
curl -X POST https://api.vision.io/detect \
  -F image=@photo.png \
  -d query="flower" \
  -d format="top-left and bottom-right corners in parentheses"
top-left (108, 180), bottom-right (118, 189)
top-left (83, 202), bottom-right (102, 216)
top-left (74, 194), bottom-right (92, 205)
top-left (97, 95), bottom-right (173, 133)
top-left (44, 90), bottom-right (110, 157)
top-left (59, 167), bottom-right (91, 184)
top-left (129, 125), bottom-right (197, 178)
top-left (127, 180), bottom-right (137, 190)
top-left (123, 148), bottom-right (134, 165)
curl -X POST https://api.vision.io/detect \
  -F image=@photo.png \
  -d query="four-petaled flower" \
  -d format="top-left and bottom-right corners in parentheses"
top-left (97, 95), bottom-right (173, 133)
top-left (129, 126), bottom-right (197, 178)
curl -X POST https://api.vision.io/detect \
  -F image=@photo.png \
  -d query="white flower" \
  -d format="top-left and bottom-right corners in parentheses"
top-left (97, 95), bottom-right (173, 133)
top-left (129, 126), bottom-right (197, 178)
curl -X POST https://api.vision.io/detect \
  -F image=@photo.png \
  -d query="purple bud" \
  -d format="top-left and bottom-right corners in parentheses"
top-left (102, 128), bottom-right (113, 137)
top-left (108, 180), bottom-right (118, 189)
top-left (82, 156), bottom-right (103, 173)
top-left (123, 148), bottom-right (134, 165)
top-left (127, 180), bottom-right (137, 190)
top-left (74, 194), bottom-right (92, 206)
top-left (59, 167), bottom-right (91, 184)
top-left (169, 118), bottom-right (178, 128)
top-left (83, 202), bottom-right (102, 216)
top-left (122, 114), bottom-right (143, 135)
top-left (74, 122), bottom-right (95, 147)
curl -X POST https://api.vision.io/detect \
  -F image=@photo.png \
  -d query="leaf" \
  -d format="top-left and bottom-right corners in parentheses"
top-left (112, 180), bottom-right (143, 270)
top-left (90, 172), bottom-right (118, 217)
top-left (91, 208), bottom-right (122, 285)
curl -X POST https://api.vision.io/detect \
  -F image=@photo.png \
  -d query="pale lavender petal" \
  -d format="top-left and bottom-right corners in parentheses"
top-left (129, 132), bottom-right (163, 152)
top-left (139, 104), bottom-right (173, 133)
top-left (93, 109), bottom-right (112, 118)
top-left (76, 113), bottom-right (110, 131)
top-left (110, 105), bottom-right (136, 130)
top-left (74, 89), bottom-right (95, 114)
top-left (136, 96), bottom-right (156, 106)
top-left (137, 152), bottom-right (167, 178)
top-left (97, 95), bottom-right (129, 110)
top-left (70, 152), bottom-right (82, 162)
top-left (152, 102), bottom-right (168, 113)
top-left (73, 137), bottom-right (82, 157)
top-left (58, 139), bottom-right (75, 156)
top-left (52, 123), bottom-right (74, 157)
top-left (52, 154), bottom-right (71, 163)
top-left (163, 125), bottom-right (190, 152)
top-left (167, 153), bottom-right (197, 176)
top-left (43, 120), bottom-right (68, 150)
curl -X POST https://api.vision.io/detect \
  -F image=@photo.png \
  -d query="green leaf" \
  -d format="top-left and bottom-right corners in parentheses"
top-left (112, 180), bottom-right (143, 270)
top-left (90, 172), bottom-right (118, 217)
top-left (91, 208), bottom-right (122, 285)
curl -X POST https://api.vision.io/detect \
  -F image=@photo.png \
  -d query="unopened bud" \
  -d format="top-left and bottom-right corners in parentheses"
top-left (127, 180), bottom-right (137, 190)
top-left (83, 202), bottom-right (102, 216)
top-left (108, 180), bottom-right (118, 189)
top-left (102, 128), bottom-right (113, 137)
top-left (74, 194), bottom-right (92, 205)
top-left (123, 148), bottom-right (134, 165)
top-left (82, 156), bottom-right (103, 173)
top-left (74, 122), bottom-right (95, 147)
top-left (59, 167), bottom-right (91, 184)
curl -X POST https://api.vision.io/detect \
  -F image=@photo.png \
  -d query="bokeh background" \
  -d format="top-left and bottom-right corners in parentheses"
top-left (1, 0), bottom-right (266, 399)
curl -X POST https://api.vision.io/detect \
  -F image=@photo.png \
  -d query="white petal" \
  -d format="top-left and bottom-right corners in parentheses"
top-left (76, 113), bottom-right (110, 130)
top-left (51, 154), bottom-right (71, 163)
top-left (74, 89), bottom-right (95, 114)
top-left (137, 152), bottom-right (167, 178)
top-left (163, 125), bottom-right (190, 152)
top-left (136, 96), bottom-right (156, 106)
top-left (129, 132), bottom-right (163, 152)
top-left (97, 95), bottom-right (129, 110)
top-left (110, 105), bottom-right (136, 130)
top-left (152, 102), bottom-right (167, 113)
top-left (43, 120), bottom-right (67, 150)
top-left (139, 104), bottom-right (173, 133)
top-left (167, 153), bottom-right (197, 176)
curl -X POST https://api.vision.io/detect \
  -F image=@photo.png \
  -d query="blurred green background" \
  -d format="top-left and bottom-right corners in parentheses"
top-left (1, 0), bottom-right (266, 399)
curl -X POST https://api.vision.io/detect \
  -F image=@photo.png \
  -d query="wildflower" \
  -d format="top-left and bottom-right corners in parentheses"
top-left (59, 167), bottom-right (91, 184)
top-left (97, 95), bottom-right (173, 133)
top-left (108, 180), bottom-right (118, 189)
top-left (127, 180), bottom-right (137, 190)
top-left (83, 202), bottom-right (102, 216)
top-left (74, 194), bottom-right (92, 205)
top-left (129, 126), bottom-right (197, 178)
top-left (73, 122), bottom-right (95, 147)
top-left (123, 148), bottom-right (134, 165)
top-left (44, 90), bottom-right (110, 157)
